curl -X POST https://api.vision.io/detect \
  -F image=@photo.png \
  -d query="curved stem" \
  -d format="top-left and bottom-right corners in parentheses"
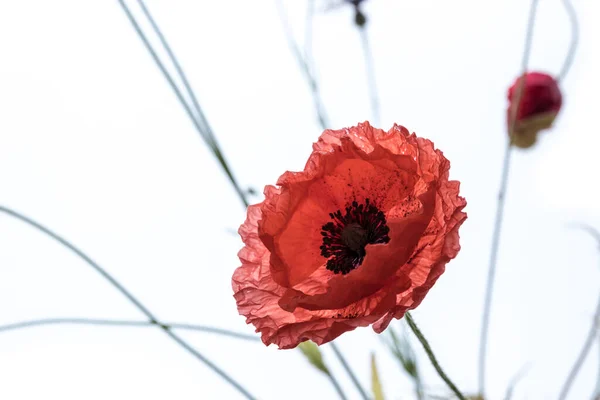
top-left (503, 363), bottom-right (531, 400)
top-left (0, 205), bottom-right (257, 400)
top-left (358, 26), bottom-right (380, 127)
top-left (330, 342), bottom-right (370, 400)
top-left (557, 0), bottom-right (578, 82)
top-left (0, 318), bottom-right (260, 342)
top-left (274, 0), bottom-right (330, 129)
top-left (558, 226), bottom-right (600, 400)
top-left (117, 0), bottom-right (248, 207)
top-left (478, 0), bottom-right (540, 395)
top-left (558, 294), bottom-right (600, 400)
top-left (405, 312), bottom-right (466, 400)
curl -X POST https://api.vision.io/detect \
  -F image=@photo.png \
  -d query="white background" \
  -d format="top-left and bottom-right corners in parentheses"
top-left (1, 1), bottom-right (599, 399)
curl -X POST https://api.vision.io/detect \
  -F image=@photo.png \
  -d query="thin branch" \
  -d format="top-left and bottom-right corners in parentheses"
top-left (330, 342), bottom-right (370, 400)
top-left (504, 363), bottom-right (531, 400)
top-left (304, 0), bottom-right (316, 69)
top-left (358, 26), bottom-right (380, 127)
top-left (405, 312), bottom-right (466, 400)
top-left (0, 205), bottom-right (257, 400)
top-left (558, 294), bottom-right (600, 400)
top-left (597, 337), bottom-right (600, 400)
top-left (557, 0), bottom-right (579, 82)
top-left (134, 0), bottom-right (212, 144)
top-left (0, 318), bottom-right (260, 342)
top-left (478, 0), bottom-right (540, 396)
top-left (558, 225), bottom-right (600, 400)
top-left (117, 0), bottom-right (248, 207)
top-left (274, 0), bottom-right (330, 129)
top-left (327, 373), bottom-right (350, 400)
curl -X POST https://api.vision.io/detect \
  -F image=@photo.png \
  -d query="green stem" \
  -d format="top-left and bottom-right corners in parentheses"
top-left (558, 225), bottom-right (600, 400)
top-left (274, 0), bottom-right (330, 130)
top-left (558, 294), bottom-right (600, 400)
top-left (0, 205), bottom-right (257, 400)
top-left (0, 317), bottom-right (259, 342)
top-left (117, 0), bottom-right (248, 208)
top-left (557, 0), bottom-right (579, 82)
top-left (330, 342), bottom-right (370, 400)
top-left (405, 312), bottom-right (466, 400)
top-left (326, 372), bottom-right (349, 400)
top-left (358, 26), bottom-right (380, 127)
top-left (478, 0), bottom-right (540, 395)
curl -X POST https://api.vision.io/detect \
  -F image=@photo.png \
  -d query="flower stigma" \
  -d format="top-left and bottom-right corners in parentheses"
top-left (320, 198), bottom-right (390, 275)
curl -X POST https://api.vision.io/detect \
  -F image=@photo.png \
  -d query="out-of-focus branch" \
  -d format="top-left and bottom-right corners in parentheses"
top-left (558, 224), bottom-right (600, 400)
top-left (275, 0), bottom-right (330, 130)
top-left (0, 205), bottom-right (257, 400)
top-left (478, 0), bottom-right (540, 395)
top-left (0, 317), bottom-right (260, 342)
top-left (557, 0), bottom-right (578, 82)
top-left (117, 0), bottom-right (249, 207)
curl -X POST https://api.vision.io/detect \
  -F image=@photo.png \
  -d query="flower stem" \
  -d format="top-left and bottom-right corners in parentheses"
top-left (0, 317), bottom-right (260, 342)
top-left (557, 0), bottom-right (579, 82)
top-left (330, 342), bottom-right (370, 400)
top-left (275, 0), bottom-right (330, 130)
top-left (117, 0), bottom-right (249, 208)
top-left (327, 372), bottom-right (349, 400)
top-left (405, 312), bottom-right (466, 400)
top-left (558, 226), bottom-right (600, 400)
top-left (558, 294), bottom-right (600, 400)
top-left (478, 0), bottom-right (540, 395)
top-left (0, 205), bottom-right (257, 400)
top-left (358, 25), bottom-right (380, 127)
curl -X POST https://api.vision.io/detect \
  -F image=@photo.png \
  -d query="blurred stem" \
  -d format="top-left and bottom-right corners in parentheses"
top-left (117, 0), bottom-right (249, 208)
top-left (327, 372), bottom-right (349, 400)
top-left (274, 0), bottom-right (330, 129)
top-left (597, 337), bottom-right (600, 400)
top-left (304, 0), bottom-right (315, 67)
top-left (557, 0), bottom-right (578, 82)
top-left (405, 312), bottom-right (466, 400)
top-left (358, 26), bottom-right (380, 127)
top-left (478, 0), bottom-right (540, 396)
top-left (558, 293), bottom-right (600, 400)
top-left (330, 342), bottom-right (370, 400)
top-left (416, 381), bottom-right (424, 400)
top-left (0, 318), bottom-right (260, 342)
top-left (558, 226), bottom-right (600, 400)
top-left (503, 363), bottom-right (531, 400)
top-left (0, 205), bottom-right (257, 400)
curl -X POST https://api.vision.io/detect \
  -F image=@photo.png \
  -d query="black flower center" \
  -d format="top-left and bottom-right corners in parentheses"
top-left (319, 199), bottom-right (390, 275)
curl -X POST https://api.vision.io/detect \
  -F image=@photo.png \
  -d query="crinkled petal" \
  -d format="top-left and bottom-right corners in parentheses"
top-left (233, 122), bottom-right (467, 349)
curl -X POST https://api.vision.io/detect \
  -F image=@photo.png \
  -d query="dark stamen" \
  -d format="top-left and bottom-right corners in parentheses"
top-left (320, 198), bottom-right (390, 275)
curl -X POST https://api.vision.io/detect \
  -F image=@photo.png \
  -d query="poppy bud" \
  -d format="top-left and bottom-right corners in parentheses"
top-left (506, 72), bottom-right (562, 148)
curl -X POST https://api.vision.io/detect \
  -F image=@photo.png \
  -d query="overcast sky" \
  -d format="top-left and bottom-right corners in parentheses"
top-left (1, 1), bottom-right (600, 399)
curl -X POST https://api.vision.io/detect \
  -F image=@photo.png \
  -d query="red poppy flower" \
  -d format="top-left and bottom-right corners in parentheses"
top-left (507, 72), bottom-right (562, 148)
top-left (232, 122), bottom-right (466, 349)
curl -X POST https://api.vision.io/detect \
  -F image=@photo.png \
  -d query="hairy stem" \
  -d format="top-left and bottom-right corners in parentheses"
top-left (405, 312), bottom-right (466, 400)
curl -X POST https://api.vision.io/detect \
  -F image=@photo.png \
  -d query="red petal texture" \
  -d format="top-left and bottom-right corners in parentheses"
top-left (232, 122), bottom-right (467, 349)
top-left (506, 71), bottom-right (562, 148)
